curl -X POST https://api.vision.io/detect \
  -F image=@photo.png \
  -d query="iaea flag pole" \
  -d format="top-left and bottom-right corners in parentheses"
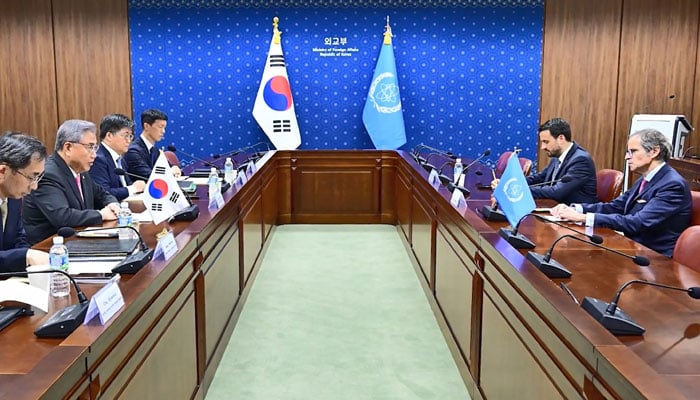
top-left (362, 16), bottom-right (407, 150)
top-left (252, 17), bottom-right (301, 150)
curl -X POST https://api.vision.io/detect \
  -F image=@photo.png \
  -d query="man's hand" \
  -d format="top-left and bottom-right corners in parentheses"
top-left (26, 249), bottom-right (49, 266)
top-left (131, 180), bottom-right (146, 194)
top-left (551, 203), bottom-right (586, 223)
top-left (100, 203), bottom-right (120, 221)
top-left (171, 165), bottom-right (182, 178)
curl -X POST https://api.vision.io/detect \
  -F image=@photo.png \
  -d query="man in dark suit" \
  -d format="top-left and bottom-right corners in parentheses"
top-left (524, 118), bottom-right (598, 203)
top-left (23, 120), bottom-right (120, 245)
top-left (123, 108), bottom-right (181, 179)
top-left (552, 128), bottom-right (691, 257)
top-left (90, 114), bottom-right (146, 201)
top-left (0, 132), bottom-right (50, 272)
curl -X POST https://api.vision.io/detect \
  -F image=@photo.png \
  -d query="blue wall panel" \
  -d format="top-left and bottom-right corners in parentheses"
top-left (129, 0), bottom-right (543, 167)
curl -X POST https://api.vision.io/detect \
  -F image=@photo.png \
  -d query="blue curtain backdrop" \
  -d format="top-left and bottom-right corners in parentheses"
top-left (128, 0), bottom-right (543, 168)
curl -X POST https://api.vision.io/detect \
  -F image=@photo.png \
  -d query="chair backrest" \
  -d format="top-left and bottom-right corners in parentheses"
top-left (674, 225), bottom-right (700, 273)
top-left (596, 169), bottom-right (624, 203)
top-left (494, 151), bottom-right (533, 178)
top-left (691, 190), bottom-right (700, 226)
top-left (164, 150), bottom-right (180, 167)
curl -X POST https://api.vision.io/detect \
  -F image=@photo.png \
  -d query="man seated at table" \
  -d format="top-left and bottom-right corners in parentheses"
top-left (23, 120), bottom-right (120, 245)
top-left (90, 113), bottom-right (146, 201)
top-left (492, 117), bottom-right (598, 204)
top-left (0, 132), bottom-right (49, 271)
top-left (552, 128), bottom-right (691, 257)
top-left (123, 108), bottom-right (181, 179)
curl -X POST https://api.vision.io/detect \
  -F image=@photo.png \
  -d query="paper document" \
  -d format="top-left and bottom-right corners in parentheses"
top-left (0, 280), bottom-right (49, 312)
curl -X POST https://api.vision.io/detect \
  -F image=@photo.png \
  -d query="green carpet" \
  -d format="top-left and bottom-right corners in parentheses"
top-left (206, 225), bottom-right (470, 400)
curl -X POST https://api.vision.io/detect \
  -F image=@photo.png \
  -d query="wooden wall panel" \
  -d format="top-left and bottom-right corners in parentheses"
top-left (614, 0), bottom-right (700, 170)
top-left (0, 0), bottom-right (58, 145)
top-left (540, 0), bottom-right (623, 171)
top-left (52, 0), bottom-right (132, 145)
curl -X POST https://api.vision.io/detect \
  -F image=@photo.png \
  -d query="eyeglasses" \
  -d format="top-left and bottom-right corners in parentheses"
top-left (113, 132), bottom-right (134, 141)
top-left (14, 169), bottom-right (45, 184)
top-left (70, 142), bottom-right (100, 153)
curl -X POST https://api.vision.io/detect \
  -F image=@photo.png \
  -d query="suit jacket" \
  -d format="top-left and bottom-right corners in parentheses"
top-left (581, 163), bottom-right (691, 257)
top-left (22, 154), bottom-right (118, 245)
top-left (527, 142), bottom-right (598, 204)
top-left (123, 136), bottom-right (154, 180)
top-left (0, 198), bottom-right (30, 272)
top-left (90, 144), bottom-right (132, 201)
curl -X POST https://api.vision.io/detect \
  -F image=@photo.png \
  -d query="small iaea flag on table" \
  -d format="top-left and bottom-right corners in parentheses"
top-left (252, 17), bottom-right (301, 150)
top-left (493, 151), bottom-right (535, 227)
top-left (362, 17), bottom-right (406, 150)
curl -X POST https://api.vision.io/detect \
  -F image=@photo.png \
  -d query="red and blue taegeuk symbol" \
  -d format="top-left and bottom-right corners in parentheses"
top-left (148, 179), bottom-right (169, 199)
top-left (263, 76), bottom-right (292, 111)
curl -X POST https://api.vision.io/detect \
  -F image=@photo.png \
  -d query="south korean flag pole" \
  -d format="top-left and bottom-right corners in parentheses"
top-left (142, 151), bottom-right (191, 224)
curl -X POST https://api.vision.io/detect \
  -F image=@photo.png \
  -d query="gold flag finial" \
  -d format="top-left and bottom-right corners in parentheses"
top-left (273, 16), bottom-right (281, 45)
top-left (383, 16), bottom-right (393, 45)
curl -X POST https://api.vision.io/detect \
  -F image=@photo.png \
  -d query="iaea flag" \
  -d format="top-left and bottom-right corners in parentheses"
top-left (493, 152), bottom-right (535, 227)
top-left (142, 152), bottom-right (190, 225)
top-left (252, 17), bottom-right (301, 150)
top-left (362, 19), bottom-right (406, 150)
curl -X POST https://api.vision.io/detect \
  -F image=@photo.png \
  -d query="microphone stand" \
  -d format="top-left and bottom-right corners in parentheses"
top-left (582, 279), bottom-right (700, 336)
top-left (59, 226), bottom-right (155, 274)
top-left (498, 214), bottom-right (537, 249)
top-left (0, 269), bottom-right (89, 338)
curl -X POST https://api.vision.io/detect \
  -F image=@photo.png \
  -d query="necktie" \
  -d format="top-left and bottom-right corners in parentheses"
top-left (550, 158), bottom-right (561, 183)
top-left (150, 147), bottom-right (159, 165)
top-left (75, 175), bottom-right (84, 202)
top-left (639, 179), bottom-right (647, 194)
top-left (0, 200), bottom-right (7, 231)
top-left (116, 157), bottom-right (127, 186)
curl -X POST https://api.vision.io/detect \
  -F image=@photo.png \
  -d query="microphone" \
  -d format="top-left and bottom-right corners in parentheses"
top-left (58, 226), bottom-right (154, 275)
top-left (525, 233), bottom-right (603, 278)
top-left (498, 213), bottom-right (537, 249)
top-left (461, 149), bottom-right (491, 174)
top-left (0, 269), bottom-right (89, 338)
top-left (480, 201), bottom-right (507, 222)
top-left (421, 151), bottom-right (456, 173)
top-left (412, 144), bottom-right (452, 164)
top-left (115, 169), bottom-right (200, 221)
top-left (682, 146), bottom-right (697, 159)
top-left (529, 175), bottom-right (573, 188)
top-left (436, 160), bottom-right (456, 186)
top-left (581, 279), bottom-right (700, 335)
top-left (446, 149), bottom-right (492, 196)
top-left (167, 145), bottom-right (222, 178)
top-left (115, 168), bottom-right (147, 182)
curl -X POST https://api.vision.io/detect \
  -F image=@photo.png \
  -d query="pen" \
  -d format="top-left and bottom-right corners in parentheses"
top-left (491, 168), bottom-right (496, 180)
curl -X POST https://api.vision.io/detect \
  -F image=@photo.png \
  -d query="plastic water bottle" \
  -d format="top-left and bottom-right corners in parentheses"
top-left (453, 158), bottom-right (464, 183)
top-left (208, 167), bottom-right (220, 197)
top-left (117, 202), bottom-right (134, 240)
top-left (49, 236), bottom-right (70, 298)
top-left (224, 157), bottom-right (235, 184)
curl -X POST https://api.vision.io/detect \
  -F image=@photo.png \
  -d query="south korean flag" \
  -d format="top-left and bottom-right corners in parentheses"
top-left (142, 151), bottom-right (190, 224)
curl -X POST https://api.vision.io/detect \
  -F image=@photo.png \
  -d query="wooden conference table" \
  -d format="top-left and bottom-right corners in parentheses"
top-left (0, 150), bottom-right (698, 399)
